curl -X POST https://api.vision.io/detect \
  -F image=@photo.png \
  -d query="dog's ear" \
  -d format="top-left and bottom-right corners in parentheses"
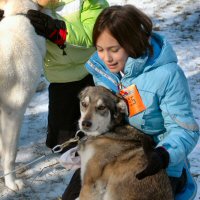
top-left (78, 86), bottom-right (90, 100)
top-left (116, 99), bottom-right (128, 115)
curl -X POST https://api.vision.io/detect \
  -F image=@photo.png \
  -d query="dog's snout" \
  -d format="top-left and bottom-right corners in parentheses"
top-left (82, 120), bottom-right (92, 129)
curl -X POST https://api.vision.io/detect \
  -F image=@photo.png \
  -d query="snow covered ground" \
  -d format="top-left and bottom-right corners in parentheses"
top-left (0, 0), bottom-right (199, 199)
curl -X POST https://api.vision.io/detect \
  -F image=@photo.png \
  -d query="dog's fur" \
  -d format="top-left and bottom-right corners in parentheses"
top-left (0, 0), bottom-right (46, 190)
top-left (77, 86), bottom-right (173, 200)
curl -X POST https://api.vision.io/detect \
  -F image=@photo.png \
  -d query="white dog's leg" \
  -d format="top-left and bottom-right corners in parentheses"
top-left (0, 111), bottom-right (2, 157)
top-left (1, 108), bottom-right (25, 191)
top-left (0, 136), bottom-right (2, 161)
top-left (0, 137), bottom-right (2, 157)
top-left (0, 139), bottom-right (2, 159)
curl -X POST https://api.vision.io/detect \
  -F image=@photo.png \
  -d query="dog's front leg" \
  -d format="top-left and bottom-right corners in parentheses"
top-left (79, 182), bottom-right (104, 200)
top-left (79, 184), bottom-right (94, 200)
top-left (1, 108), bottom-right (25, 191)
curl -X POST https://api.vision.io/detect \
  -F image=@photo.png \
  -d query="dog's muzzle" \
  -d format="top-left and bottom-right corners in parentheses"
top-left (81, 120), bottom-right (92, 130)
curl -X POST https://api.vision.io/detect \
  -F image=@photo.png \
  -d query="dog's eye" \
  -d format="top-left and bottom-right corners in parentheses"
top-left (81, 101), bottom-right (87, 108)
top-left (97, 105), bottom-right (106, 110)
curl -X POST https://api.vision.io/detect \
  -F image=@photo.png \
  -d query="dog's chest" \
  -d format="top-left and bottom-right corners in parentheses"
top-left (79, 143), bottom-right (95, 180)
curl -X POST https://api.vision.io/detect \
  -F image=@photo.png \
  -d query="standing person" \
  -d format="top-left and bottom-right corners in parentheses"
top-left (27, 0), bottom-right (109, 150)
top-left (83, 4), bottom-right (199, 200)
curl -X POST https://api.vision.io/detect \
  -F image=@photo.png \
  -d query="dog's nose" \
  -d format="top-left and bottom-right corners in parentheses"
top-left (82, 120), bottom-right (92, 129)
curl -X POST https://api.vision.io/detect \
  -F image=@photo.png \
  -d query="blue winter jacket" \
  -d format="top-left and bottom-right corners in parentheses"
top-left (85, 32), bottom-right (199, 200)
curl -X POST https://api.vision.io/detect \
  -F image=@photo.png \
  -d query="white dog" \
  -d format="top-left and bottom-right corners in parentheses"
top-left (0, 0), bottom-right (46, 190)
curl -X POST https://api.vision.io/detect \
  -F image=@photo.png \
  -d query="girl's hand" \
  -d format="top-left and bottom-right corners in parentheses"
top-left (136, 147), bottom-right (169, 180)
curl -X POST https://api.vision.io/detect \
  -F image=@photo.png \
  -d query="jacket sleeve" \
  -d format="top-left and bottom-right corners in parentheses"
top-left (157, 65), bottom-right (199, 168)
top-left (66, 0), bottom-right (109, 47)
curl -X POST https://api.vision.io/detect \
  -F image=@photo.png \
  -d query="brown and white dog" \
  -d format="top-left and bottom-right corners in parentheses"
top-left (76, 86), bottom-right (173, 200)
top-left (0, 0), bottom-right (46, 190)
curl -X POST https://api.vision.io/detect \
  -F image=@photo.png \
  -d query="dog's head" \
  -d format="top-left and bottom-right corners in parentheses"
top-left (78, 86), bottom-right (128, 136)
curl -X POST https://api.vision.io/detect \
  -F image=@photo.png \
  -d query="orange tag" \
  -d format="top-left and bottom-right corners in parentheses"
top-left (119, 84), bottom-right (146, 117)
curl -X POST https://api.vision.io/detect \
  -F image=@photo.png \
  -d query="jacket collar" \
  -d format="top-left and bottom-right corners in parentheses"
top-left (123, 55), bottom-right (148, 79)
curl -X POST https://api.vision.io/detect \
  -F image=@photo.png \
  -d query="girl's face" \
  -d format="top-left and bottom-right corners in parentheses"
top-left (96, 29), bottom-right (128, 73)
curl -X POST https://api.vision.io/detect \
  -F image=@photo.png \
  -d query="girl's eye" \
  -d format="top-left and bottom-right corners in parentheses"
top-left (96, 47), bottom-right (103, 52)
top-left (81, 101), bottom-right (87, 108)
top-left (97, 105), bottom-right (106, 110)
top-left (97, 49), bottom-right (103, 53)
top-left (111, 48), bottom-right (119, 52)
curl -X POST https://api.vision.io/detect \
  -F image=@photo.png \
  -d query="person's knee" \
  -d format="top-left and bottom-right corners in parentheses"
top-left (62, 169), bottom-right (81, 200)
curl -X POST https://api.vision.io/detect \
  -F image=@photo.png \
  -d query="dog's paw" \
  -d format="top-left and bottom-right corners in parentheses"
top-left (15, 179), bottom-right (25, 189)
top-left (75, 198), bottom-right (80, 200)
top-left (5, 178), bottom-right (24, 191)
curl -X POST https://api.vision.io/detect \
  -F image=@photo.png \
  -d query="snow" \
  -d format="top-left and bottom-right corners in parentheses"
top-left (0, 0), bottom-right (200, 199)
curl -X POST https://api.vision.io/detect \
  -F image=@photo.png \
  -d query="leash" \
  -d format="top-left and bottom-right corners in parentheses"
top-left (52, 130), bottom-right (81, 153)
top-left (0, 130), bottom-right (82, 179)
top-left (0, 155), bottom-right (47, 179)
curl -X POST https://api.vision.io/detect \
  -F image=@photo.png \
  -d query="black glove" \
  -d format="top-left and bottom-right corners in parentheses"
top-left (0, 9), bottom-right (4, 21)
top-left (136, 146), bottom-right (169, 180)
top-left (27, 9), bottom-right (66, 46)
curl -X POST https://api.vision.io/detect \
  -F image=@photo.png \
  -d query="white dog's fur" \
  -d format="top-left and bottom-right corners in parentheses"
top-left (0, 0), bottom-right (46, 190)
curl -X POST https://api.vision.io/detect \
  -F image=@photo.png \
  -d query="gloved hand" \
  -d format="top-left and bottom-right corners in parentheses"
top-left (136, 146), bottom-right (169, 180)
top-left (27, 9), bottom-right (67, 46)
top-left (0, 9), bottom-right (4, 21)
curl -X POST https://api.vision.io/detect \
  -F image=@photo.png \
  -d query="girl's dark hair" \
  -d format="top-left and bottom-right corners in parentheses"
top-left (93, 5), bottom-right (153, 58)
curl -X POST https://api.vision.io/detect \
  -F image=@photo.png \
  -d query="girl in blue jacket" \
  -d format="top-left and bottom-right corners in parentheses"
top-left (84, 4), bottom-right (199, 200)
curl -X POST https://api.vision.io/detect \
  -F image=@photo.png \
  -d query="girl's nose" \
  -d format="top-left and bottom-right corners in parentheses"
top-left (103, 51), bottom-right (112, 62)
